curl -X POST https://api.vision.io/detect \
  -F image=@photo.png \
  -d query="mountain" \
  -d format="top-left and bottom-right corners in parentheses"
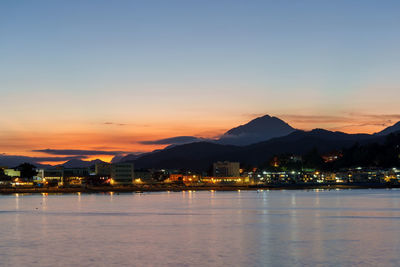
top-left (58, 159), bottom-right (105, 168)
top-left (117, 115), bottom-right (296, 163)
top-left (131, 129), bottom-right (383, 171)
top-left (217, 115), bottom-right (296, 146)
top-left (140, 136), bottom-right (206, 145)
top-left (0, 155), bottom-right (54, 169)
top-left (133, 142), bottom-right (240, 170)
top-left (376, 121), bottom-right (400, 136)
top-left (237, 129), bottom-right (377, 165)
top-left (115, 154), bottom-right (140, 163)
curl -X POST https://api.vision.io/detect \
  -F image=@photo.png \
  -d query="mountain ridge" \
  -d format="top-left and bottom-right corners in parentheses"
top-left (376, 121), bottom-right (400, 136)
top-left (130, 127), bottom-right (386, 171)
top-left (2, 117), bottom-right (400, 168)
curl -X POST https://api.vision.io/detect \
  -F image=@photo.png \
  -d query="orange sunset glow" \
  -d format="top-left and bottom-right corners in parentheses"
top-left (1, 1), bottom-right (400, 166)
top-left (1, 111), bottom-right (399, 165)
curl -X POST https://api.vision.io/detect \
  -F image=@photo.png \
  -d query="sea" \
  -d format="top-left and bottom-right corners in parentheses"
top-left (1, 189), bottom-right (400, 266)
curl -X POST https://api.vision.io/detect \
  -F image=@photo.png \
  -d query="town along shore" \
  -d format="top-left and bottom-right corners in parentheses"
top-left (1, 182), bottom-right (400, 195)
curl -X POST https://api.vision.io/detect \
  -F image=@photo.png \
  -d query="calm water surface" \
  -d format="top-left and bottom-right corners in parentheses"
top-left (1, 189), bottom-right (400, 266)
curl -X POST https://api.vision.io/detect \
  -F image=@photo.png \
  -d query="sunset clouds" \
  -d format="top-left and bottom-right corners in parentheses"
top-left (1, 1), bottom-right (400, 164)
top-left (278, 113), bottom-right (400, 133)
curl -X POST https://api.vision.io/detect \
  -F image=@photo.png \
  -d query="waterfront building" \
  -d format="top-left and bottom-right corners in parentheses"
top-left (95, 162), bottom-right (112, 176)
top-left (337, 168), bottom-right (384, 183)
top-left (110, 163), bottom-right (134, 185)
top-left (0, 168), bottom-right (13, 186)
top-left (41, 169), bottom-right (64, 186)
top-left (63, 168), bottom-right (89, 186)
top-left (168, 174), bottom-right (183, 182)
top-left (201, 176), bottom-right (249, 184)
top-left (248, 171), bottom-right (294, 184)
top-left (383, 168), bottom-right (400, 182)
top-left (213, 161), bottom-right (240, 177)
top-left (4, 169), bottom-right (21, 178)
top-left (134, 169), bottom-right (153, 183)
top-left (168, 174), bottom-right (200, 184)
top-left (36, 167), bottom-right (90, 186)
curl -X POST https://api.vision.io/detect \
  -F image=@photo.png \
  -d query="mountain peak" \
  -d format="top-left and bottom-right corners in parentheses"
top-left (218, 114), bottom-right (295, 145)
top-left (224, 115), bottom-right (291, 135)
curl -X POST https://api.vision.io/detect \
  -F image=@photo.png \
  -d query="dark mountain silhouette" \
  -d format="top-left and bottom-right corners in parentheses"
top-left (376, 121), bottom-right (400, 136)
top-left (217, 115), bottom-right (296, 146)
top-left (113, 116), bottom-right (400, 167)
top-left (236, 129), bottom-right (377, 166)
top-left (0, 155), bottom-right (74, 169)
top-left (58, 159), bottom-right (105, 168)
top-left (119, 115), bottom-right (295, 161)
top-left (114, 154), bottom-right (140, 163)
top-left (133, 142), bottom-right (240, 170)
top-left (139, 136), bottom-right (206, 145)
top-left (331, 132), bottom-right (400, 169)
top-left (131, 129), bottom-right (384, 171)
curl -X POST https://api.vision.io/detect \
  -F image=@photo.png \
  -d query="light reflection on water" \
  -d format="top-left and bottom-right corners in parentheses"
top-left (1, 190), bottom-right (400, 266)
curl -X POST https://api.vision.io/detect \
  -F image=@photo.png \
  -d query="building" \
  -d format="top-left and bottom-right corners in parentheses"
top-left (63, 168), bottom-right (90, 186)
top-left (4, 169), bottom-right (21, 178)
top-left (201, 176), bottom-right (249, 184)
top-left (213, 161), bottom-right (240, 177)
top-left (63, 168), bottom-right (90, 177)
top-left (134, 169), bottom-right (153, 183)
top-left (0, 167), bottom-right (13, 186)
top-left (95, 162), bottom-right (112, 176)
top-left (110, 163), bottom-right (134, 185)
top-left (40, 169), bottom-right (64, 186)
top-left (168, 173), bottom-right (200, 183)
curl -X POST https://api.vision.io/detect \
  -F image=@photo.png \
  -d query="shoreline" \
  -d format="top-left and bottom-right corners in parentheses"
top-left (1, 183), bottom-right (400, 194)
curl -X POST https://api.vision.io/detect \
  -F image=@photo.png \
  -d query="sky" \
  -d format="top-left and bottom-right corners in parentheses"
top-left (1, 0), bottom-right (400, 164)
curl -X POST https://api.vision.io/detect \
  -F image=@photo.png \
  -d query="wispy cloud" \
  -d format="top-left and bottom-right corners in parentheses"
top-left (139, 136), bottom-right (206, 145)
top-left (32, 149), bottom-right (128, 156)
top-left (277, 113), bottom-right (400, 133)
top-left (348, 113), bottom-right (400, 124)
top-left (103, 122), bottom-right (127, 126)
top-left (278, 114), bottom-right (354, 124)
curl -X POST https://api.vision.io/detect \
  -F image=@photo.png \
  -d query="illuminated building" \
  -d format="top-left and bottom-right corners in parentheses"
top-left (213, 161), bottom-right (240, 177)
top-left (201, 176), bottom-right (249, 184)
top-left (4, 169), bottom-right (21, 178)
top-left (110, 163), bottom-right (134, 185)
top-left (168, 174), bottom-right (200, 183)
top-left (40, 169), bottom-right (64, 186)
top-left (134, 169), bottom-right (153, 182)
